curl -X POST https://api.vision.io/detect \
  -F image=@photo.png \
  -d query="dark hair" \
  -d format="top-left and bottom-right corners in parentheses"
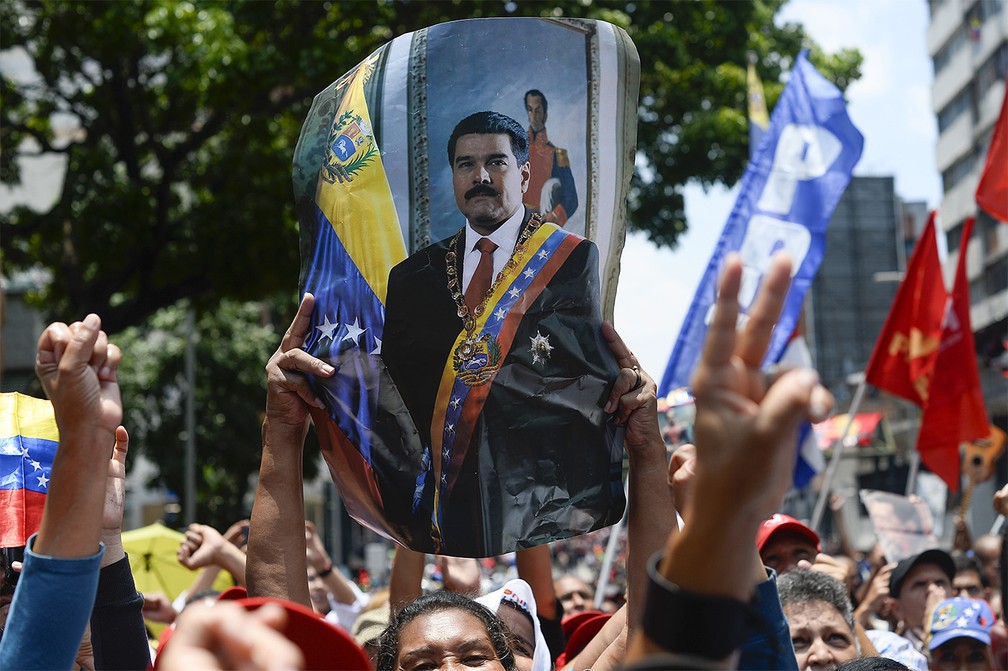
top-left (447, 111), bottom-right (529, 168)
top-left (778, 568), bottom-right (856, 636)
top-left (835, 658), bottom-right (911, 671)
top-left (954, 553), bottom-right (987, 586)
top-left (376, 591), bottom-right (517, 671)
top-left (524, 89), bottom-right (548, 114)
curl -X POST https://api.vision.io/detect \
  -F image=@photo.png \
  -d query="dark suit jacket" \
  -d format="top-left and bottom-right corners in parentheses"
top-left (381, 209), bottom-right (624, 556)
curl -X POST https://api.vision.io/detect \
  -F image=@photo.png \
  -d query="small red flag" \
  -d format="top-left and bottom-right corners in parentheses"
top-left (916, 218), bottom-right (989, 492)
top-left (865, 212), bottom-right (948, 407)
top-left (976, 82), bottom-right (1008, 222)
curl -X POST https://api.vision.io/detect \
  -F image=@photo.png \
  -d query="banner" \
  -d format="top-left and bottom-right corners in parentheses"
top-left (975, 82), bottom-right (1008, 222)
top-left (660, 50), bottom-right (864, 397)
top-left (864, 213), bottom-right (947, 407)
top-left (917, 217), bottom-right (989, 491)
top-left (293, 18), bottom-right (639, 557)
top-left (0, 393), bottom-right (58, 548)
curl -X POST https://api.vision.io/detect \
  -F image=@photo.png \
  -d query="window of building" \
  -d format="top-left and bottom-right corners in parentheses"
top-left (948, 221), bottom-right (964, 254)
top-left (979, 211), bottom-right (1000, 255)
top-left (941, 147), bottom-right (980, 192)
top-left (983, 255), bottom-right (1007, 296)
top-left (938, 87), bottom-right (972, 132)
top-left (970, 277), bottom-right (986, 304)
top-left (933, 26), bottom-right (966, 75)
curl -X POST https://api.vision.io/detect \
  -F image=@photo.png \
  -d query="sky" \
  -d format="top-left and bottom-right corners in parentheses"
top-left (613, 0), bottom-right (943, 383)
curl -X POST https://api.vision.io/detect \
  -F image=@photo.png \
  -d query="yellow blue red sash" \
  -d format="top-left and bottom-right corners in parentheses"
top-left (426, 222), bottom-right (583, 546)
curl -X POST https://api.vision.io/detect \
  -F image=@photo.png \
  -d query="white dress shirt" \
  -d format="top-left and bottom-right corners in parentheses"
top-left (461, 207), bottom-right (525, 294)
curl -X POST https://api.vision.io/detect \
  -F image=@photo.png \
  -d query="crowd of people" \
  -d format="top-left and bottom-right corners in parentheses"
top-left (0, 248), bottom-right (1006, 671)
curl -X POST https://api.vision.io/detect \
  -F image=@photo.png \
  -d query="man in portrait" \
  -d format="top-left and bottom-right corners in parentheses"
top-left (523, 89), bottom-right (578, 226)
top-left (381, 111), bottom-right (621, 557)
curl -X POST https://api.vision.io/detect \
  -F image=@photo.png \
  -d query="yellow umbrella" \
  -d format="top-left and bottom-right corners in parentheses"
top-left (121, 523), bottom-right (197, 600)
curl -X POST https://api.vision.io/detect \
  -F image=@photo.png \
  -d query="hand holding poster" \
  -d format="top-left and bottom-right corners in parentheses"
top-left (292, 19), bottom-right (640, 557)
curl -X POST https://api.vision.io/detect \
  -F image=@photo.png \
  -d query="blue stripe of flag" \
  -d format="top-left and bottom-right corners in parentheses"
top-left (0, 435), bottom-right (56, 493)
top-left (302, 203), bottom-right (386, 465)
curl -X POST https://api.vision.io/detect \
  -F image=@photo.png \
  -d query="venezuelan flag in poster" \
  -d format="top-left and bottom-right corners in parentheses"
top-left (0, 393), bottom-right (58, 548)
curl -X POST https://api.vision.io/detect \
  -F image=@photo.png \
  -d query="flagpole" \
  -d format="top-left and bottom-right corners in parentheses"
top-left (811, 378), bottom-right (868, 532)
top-left (905, 447), bottom-right (921, 496)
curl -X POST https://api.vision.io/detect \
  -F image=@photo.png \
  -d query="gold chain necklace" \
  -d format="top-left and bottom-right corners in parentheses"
top-left (445, 213), bottom-right (543, 334)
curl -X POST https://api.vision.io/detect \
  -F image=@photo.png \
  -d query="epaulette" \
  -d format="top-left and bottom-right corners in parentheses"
top-left (555, 147), bottom-right (570, 167)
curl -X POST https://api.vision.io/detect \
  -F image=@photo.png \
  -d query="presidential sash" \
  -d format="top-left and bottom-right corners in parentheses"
top-left (424, 222), bottom-right (582, 547)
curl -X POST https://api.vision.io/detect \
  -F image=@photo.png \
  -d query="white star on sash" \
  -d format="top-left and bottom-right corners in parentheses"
top-left (342, 318), bottom-right (366, 344)
top-left (450, 397), bottom-right (461, 410)
top-left (523, 268), bottom-right (535, 279)
top-left (494, 307), bottom-right (507, 321)
top-left (316, 315), bottom-right (339, 341)
top-left (507, 287), bottom-right (521, 299)
top-left (537, 249), bottom-right (549, 260)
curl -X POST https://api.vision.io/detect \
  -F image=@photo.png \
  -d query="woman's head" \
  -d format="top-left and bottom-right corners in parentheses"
top-left (377, 591), bottom-right (517, 671)
top-left (779, 568), bottom-right (860, 671)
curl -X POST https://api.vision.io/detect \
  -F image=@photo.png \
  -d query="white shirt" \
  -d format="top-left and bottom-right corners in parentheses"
top-left (461, 207), bottom-right (525, 294)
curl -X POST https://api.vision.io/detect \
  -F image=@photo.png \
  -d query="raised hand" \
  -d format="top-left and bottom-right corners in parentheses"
top-left (689, 253), bottom-right (832, 523)
top-left (602, 322), bottom-right (659, 453)
top-left (34, 314), bottom-right (122, 439)
top-left (264, 294), bottom-right (335, 436)
top-left (178, 524), bottom-right (228, 571)
top-left (100, 426), bottom-right (130, 567)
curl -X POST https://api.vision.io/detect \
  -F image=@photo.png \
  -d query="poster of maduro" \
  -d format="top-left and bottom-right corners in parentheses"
top-left (292, 17), bottom-right (639, 557)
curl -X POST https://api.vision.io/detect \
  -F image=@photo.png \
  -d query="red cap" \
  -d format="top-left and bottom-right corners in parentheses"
top-left (217, 586), bottom-right (248, 601)
top-left (155, 597), bottom-right (370, 671)
top-left (756, 514), bottom-right (820, 552)
top-left (557, 611), bottom-right (612, 668)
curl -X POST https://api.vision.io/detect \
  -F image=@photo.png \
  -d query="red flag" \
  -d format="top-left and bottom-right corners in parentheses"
top-left (976, 82), bottom-right (1008, 222)
top-left (916, 218), bottom-right (989, 492)
top-left (865, 212), bottom-right (948, 406)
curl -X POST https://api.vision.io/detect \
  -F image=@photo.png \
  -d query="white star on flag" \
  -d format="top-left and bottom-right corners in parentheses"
top-left (342, 318), bottom-right (366, 344)
top-left (37, 473), bottom-right (49, 488)
top-left (316, 315), bottom-right (339, 341)
top-left (29, 459), bottom-right (42, 472)
top-left (370, 336), bottom-right (382, 355)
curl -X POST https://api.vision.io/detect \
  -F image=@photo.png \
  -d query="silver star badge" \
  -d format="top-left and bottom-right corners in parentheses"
top-left (529, 330), bottom-right (553, 366)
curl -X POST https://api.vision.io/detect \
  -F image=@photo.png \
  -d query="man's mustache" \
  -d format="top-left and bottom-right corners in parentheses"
top-left (465, 184), bottom-right (499, 200)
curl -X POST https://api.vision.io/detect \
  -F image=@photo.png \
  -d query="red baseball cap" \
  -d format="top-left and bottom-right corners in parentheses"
top-left (557, 611), bottom-right (612, 668)
top-left (756, 514), bottom-right (820, 552)
top-left (155, 597), bottom-right (370, 671)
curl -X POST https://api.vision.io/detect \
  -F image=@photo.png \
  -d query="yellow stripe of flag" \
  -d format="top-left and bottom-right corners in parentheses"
top-left (315, 61), bottom-right (407, 306)
top-left (0, 392), bottom-right (59, 442)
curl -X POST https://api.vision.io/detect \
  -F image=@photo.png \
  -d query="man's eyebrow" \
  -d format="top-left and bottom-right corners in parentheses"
top-left (454, 152), bottom-right (509, 165)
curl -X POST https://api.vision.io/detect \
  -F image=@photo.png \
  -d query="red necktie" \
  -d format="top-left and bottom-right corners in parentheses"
top-left (465, 238), bottom-right (498, 313)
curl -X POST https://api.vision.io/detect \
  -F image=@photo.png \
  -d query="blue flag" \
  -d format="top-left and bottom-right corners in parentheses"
top-left (659, 50), bottom-right (863, 396)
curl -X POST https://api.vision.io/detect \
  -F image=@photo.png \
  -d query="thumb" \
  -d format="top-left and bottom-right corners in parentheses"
top-left (754, 368), bottom-right (818, 439)
top-left (62, 314), bottom-right (102, 372)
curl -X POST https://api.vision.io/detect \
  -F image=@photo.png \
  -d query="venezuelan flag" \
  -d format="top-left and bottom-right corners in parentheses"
top-left (0, 393), bottom-right (58, 547)
top-left (302, 54), bottom-right (406, 466)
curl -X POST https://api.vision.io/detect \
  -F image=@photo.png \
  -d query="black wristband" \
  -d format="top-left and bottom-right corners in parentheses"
top-left (641, 552), bottom-right (752, 659)
top-left (317, 563), bottom-right (333, 578)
